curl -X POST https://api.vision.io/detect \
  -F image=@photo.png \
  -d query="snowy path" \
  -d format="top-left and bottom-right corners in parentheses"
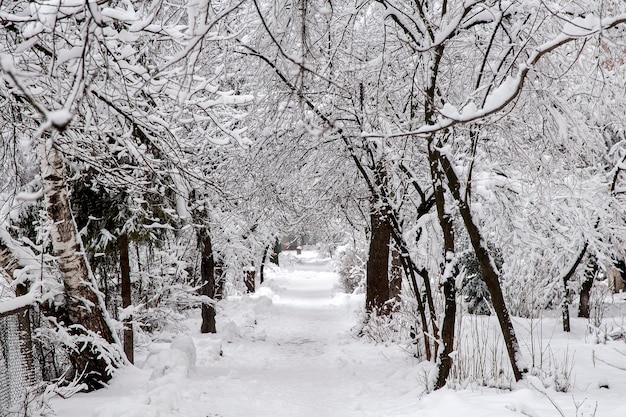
top-left (187, 254), bottom-right (422, 417)
top-left (49, 251), bottom-right (626, 417)
top-left (51, 252), bottom-right (423, 417)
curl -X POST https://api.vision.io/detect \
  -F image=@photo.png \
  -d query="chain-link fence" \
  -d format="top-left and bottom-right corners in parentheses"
top-left (1, 305), bottom-right (37, 416)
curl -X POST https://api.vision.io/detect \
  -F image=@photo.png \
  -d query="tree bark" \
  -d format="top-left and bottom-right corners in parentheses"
top-left (560, 243), bottom-right (588, 332)
top-left (270, 239), bottom-right (280, 266)
top-left (40, 141), bottom-right (118, 389)
top-left (200, 231), bottom-right (217, 334)
top-left (430, 144), bottom-right (457, 390)
top-left (438, 151), bottom-right (526, 382)
top-left (578, 256), bottom-right (597, 318)
top-left (244, 268), bottom-right (255, 293)
top-left (366, 206), bottom-right (391, 314)
top-left (118, 233), bottom-right (134, 364)
top-left (215, 258), bottom-right (225, 301)
top-left (389, 248), bottom-right (402, 304)
top-left (561, 289), bottom-right (571, 333)
top-left (260, 245), bottom-right (269, 284)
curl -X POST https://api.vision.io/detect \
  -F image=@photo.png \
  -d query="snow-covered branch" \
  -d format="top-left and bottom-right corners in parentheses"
top-left (362, 12), bottom-right (626, 139)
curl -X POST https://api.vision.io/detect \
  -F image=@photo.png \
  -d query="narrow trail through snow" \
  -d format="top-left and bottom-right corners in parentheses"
top-left (48, 250), bottom-right (626, 417)
top-left (51, 251), bottom-right (422, 417)
top-left (190, 253), bottom-right (421, 417)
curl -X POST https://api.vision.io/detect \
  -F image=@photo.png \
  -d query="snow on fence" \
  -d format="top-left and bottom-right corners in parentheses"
top-left (0, 300), bottom-right (37, 416)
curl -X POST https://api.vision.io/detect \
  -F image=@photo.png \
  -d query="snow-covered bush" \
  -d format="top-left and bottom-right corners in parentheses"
top-left (145, 335), bottom-right (196, 380)
top-left (34, 318), bottom-right (126, 390)
top-left (335, 246), bottom-right (366, 294)
top-left (359, 296), bottom-right (424, 353)
top-left (448, 314), bottom-right (513, 389)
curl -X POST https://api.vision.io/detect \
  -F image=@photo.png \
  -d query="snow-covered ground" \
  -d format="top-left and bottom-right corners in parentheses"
top-left (50, 251), bottom-right (626, 417)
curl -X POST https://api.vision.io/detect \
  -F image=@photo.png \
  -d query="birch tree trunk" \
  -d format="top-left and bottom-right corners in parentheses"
top-left (39, 139), bottom-right (118, 389)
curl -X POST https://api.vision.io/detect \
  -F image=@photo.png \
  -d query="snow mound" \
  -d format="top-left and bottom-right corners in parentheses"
top-left (195, 338), bottom-right (223, 365)
top-left (249, 294), bottom-right (274, 313)
top-left (220, 320), bottom-right (241, 341)
top-left (145, 349), bottom-right (190, 380)
top-left (170, 334), bottom-right (196, 366)
top-left (144, 335), bottom-right (196, 380)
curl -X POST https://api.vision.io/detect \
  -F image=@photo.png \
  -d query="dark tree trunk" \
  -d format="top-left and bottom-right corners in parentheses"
top-left (578, 256), bottom-right (597, 318)
top-left (438, 151), bottom-right (526, 382)
top-left (389, 248), bottom-right (402, 303)
top-left (561, 290), bottom-right (571, 333)
top-left (118, 233), bottom-right (133, 364)
top-left (200, 231), bottom-right (217, 334)
top-left (430, 144), bottom-right (457, 390)
top-left (366, 207), bottom-right (391, 314)
top-left (215, 258), bottom-right (225, 301)
top-left (244, 268), bottom-right (256, 293)
top-left (269, 239), bottom-right (280, 266)
top-left (260, 245), bottom-right (269, 284)
top-left (560, 243), bottom-right (588, 332)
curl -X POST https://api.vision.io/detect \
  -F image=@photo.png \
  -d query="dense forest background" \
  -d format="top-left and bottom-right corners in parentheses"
top-left (1, 0), bottom-right (626, 415)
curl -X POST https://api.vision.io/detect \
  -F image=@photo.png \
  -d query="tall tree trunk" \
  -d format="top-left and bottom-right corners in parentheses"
top-left (389, 248), bottom-right (402, 304)
top-left (260, 245), bottom-right (269, 284)
top-left (430, 144), bottom-right (457, 390)
top-left (215, 258), bottom-right (225, 301)
top-left (200, 231), bottom-right (217, 334)
top-left (438, 151), bottom-right (526, 382)
top-left (561, 284), bottom-right (571, 333)
top-left (423, 45), bottom-right (448, 370)
top-left (244, 268), bottom-right (255, 293)
top-left (560, 243), bottom-right (588, 332)
top-left (118, 233), bottom-right (133, 364)
top-left (578, 256), bottom-right (597, 318)
top-left (269, 239), bottom-right (280, 266)
top-left (40, 141), bottom-right (118, 389)
top-left (366, 206), bottom-right (391, 314)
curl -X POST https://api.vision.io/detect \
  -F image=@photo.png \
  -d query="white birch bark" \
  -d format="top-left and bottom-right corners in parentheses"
top-left (38, 137), bottom-right (116, 344)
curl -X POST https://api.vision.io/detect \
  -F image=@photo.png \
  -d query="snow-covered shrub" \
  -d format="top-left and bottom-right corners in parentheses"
top-left (585, 280), bottom-right (620, 343)
top-left (335, 246), bottom-right (366, 294)
top-left (144, 335), bottom-right (197, 380)
top-left (360, 297), bottom-right (421, 347)
top-left (449, 314), bottom-right (513, 389)
top-left (34, 318), bottom-right (126, 390)
top-left (5, 379), bottom-right (87, 417)
top-left (170, 335), bottom-right (196, 367)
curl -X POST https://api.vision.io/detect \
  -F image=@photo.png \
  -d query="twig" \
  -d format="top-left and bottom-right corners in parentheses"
top-left (530, 382), bottom-right (566, 417)
top-left (594, 355), bottom-right (626, 370)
